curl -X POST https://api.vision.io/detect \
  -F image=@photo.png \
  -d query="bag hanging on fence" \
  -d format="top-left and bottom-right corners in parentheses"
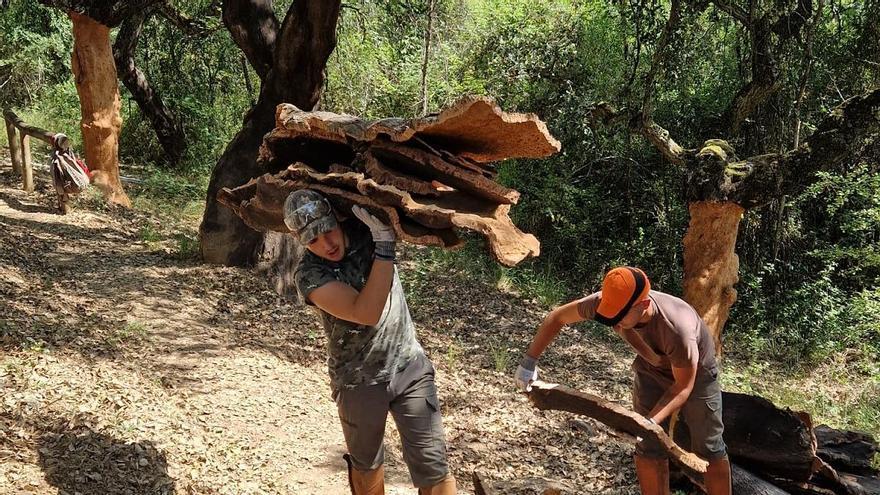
top-left (50, 147), bottom-right (90, 195)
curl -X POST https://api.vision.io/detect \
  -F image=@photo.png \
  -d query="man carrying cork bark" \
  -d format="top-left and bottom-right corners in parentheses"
top-left (286, 189), bottom-right (457, 495)
top-left (515, 266), bottom-right (732, 495)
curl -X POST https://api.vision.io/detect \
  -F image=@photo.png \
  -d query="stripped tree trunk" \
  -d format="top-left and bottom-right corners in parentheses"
top-left (69, 11), bottom-right (130, 207)
top-left (682, 201), bottom-right (743, 355)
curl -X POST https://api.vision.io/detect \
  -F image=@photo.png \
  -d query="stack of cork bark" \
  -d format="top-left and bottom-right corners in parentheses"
top-left (217, 96), bottom-right (561, 266)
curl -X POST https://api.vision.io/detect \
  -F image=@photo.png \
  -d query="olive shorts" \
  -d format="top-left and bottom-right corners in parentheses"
top-left (334, 354), bottom-right (450, 488)
top-left (633, 367), bottom-right (728, 461)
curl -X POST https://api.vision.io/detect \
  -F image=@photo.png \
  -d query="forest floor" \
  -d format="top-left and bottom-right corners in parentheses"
top-left (0, 149), bottom-right (876, 495)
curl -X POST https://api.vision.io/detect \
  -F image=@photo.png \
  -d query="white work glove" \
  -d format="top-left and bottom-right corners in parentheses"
top-left (514, 353), bottom-right (539, 392)
top-left (351, 205), bottom-right (396, 261)
top-left (351, 205), bottom-right (396, 242)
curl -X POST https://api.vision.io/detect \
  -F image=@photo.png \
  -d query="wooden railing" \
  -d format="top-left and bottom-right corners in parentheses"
top-left (3, 109), bottom-right (70, 192)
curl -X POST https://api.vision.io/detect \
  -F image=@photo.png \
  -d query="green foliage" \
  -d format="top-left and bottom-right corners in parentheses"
top-left (106, 321), bottom-right (149, 350)
top-left (488, 338), bottom-right (512, 372)
top-left (3, 0), bottom-right (878, 380)
top-left (727, 162), bottom-right (880, 363)
top-left (139, 224), bottom-right (161, 244)
top-left (0, 3), bottom-right (73, 108)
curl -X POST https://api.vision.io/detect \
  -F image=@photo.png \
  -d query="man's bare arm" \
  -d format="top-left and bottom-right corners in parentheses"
top-left (308, 259), bottom-right (394, 326)
top-left (647, 358), bottom-right (697, 423)
top-left (526, 299), bottom-right (587, 359)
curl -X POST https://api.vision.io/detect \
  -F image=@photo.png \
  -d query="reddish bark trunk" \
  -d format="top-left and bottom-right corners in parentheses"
top-left (682, 201), bottom-right (743, 355)
top-left (69, 12), bottom-right (129, 207)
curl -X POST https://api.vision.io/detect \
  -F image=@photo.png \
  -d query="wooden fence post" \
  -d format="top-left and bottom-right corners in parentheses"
top-left (5, 117), bottom-right (22, 175)
top-left (20, 133), bottom-right (33, 192)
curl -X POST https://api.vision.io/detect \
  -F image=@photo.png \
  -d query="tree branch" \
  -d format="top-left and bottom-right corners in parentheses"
top-left (157, 1), bottom-right (217, 37)
top-left (771, 0), bottom-right (814, 38)
top-left (711, 0), bottom-right (749, 24)
top-left (685, 87), bottom-right (880, 208)
top-left (640, 0), bottom-right (683, 121)
top-left (37, 0), bottom-right (164, 27)
top-left (113, 7), bottom-right (186, 165)
top-left (268, 0), bottom-right (343, 110)
top-left (222, 0), bottom-right (279, 80)
top-left (716, 0), bottom-right (815, 135)
top-left (588, 102), bottom-right (687, 164)
top-left (721, 17), bottom-right (781, 134)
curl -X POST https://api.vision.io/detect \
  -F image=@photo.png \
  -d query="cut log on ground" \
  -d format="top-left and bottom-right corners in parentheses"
top-left (815, 425), bottom-right (880, 476)
top-left (812, 457), bottom-right (880, 495)
top-left (714, 392), bottom-right (818, 481)
top-left (220, 96), bottom-right (560, 266)
top-left (730, 464), bottom-right (792, 494)
top-left (836, 472), bottom-right (880, 494)
top-left (668, 390), bottom-right (818, 481)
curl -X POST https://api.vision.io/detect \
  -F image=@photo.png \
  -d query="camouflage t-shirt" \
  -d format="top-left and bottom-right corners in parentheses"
top-left (294, 221), bottom-right (424, 392)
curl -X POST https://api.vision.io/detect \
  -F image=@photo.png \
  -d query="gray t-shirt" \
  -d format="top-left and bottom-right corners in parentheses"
top-left (578, 290), bottom-right (718, 381)
top-left (294, 222), bottom-right (424, 392)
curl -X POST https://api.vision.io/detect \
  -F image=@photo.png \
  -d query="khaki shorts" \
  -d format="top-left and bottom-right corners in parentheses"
top-left (334, 354), bottom-right (450, 488)
top-left (633, 366), bottom-right (727, 460)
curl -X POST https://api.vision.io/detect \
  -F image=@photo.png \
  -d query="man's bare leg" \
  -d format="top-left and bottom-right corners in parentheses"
top-left (704, 456), bottom-right (732, 495)
top-left (418, 474), bottom-right (457, 495)
top-left (345, 454), bottom-right (385, 495)
top-left (634, 455), bottom-right (670, 495)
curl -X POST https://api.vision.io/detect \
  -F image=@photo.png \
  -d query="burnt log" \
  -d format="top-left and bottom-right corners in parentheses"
top-left (717, 392), bottom-right (819, 481)
top-left (815, 425), bottom-right (880, 476)
top-left (811, 457), bottom-right (880, 495)
top-left (730, 464), bottom-right (792, 494)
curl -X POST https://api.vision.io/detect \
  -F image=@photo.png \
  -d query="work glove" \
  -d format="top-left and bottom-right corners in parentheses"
top-left (641, 416), bottom-right (659, 429)
top-left (351, 205), bottom-right (396, 261)
top-left (514, 353), bottom-right (539, 392)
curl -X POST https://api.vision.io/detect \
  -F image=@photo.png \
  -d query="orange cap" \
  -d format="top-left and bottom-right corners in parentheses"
top-left (595, 267), bottom-right (651, 326)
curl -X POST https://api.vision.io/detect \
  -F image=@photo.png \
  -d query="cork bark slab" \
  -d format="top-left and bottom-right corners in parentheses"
top-left (356, 180), bottom-right (539, 267)
top-left (231, 96), bottom-right (561, 266)
top-left (367, 140), bottom-right (519, 204)
top-left (217, 165), bottom-right (462, 249)
top-left (361, 150), bottom-right (444, 197)
top-left (267, 95), bottom-right (561, 164)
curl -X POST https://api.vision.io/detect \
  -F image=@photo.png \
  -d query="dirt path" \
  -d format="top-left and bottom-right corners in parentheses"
top-left (0, 156), bottom-right (643, 494)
